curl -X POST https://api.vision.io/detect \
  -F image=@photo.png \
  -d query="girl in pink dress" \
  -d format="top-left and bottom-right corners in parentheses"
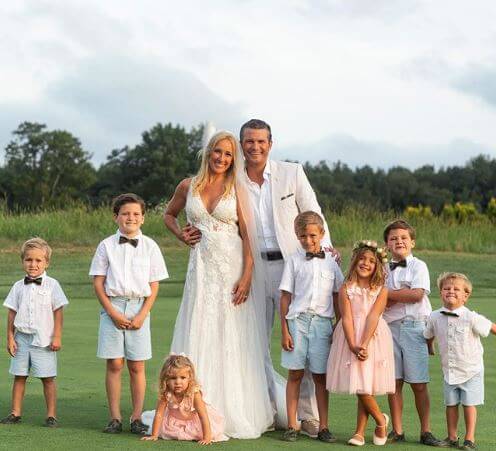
top-left (327, 241), bottom-right (395, 446)
top-left (141, 354), bottom-right (227, 444)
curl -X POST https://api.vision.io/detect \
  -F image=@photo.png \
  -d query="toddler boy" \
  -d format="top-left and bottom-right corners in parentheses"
top-left (89, 193), bottom-right (168, 434)
top-left (425, 272), bottom-right (496, 450)
top-left (383, 219), bottom-right (443, 446)
top-left (1, 238), bottom-right (68, 428)
top-left (279, 211), bottom-right (343, 443)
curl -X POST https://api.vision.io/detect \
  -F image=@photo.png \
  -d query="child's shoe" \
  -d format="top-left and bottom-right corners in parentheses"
top-left (130, 418), bottom-right (148, 435)
top-left (387, 430), bottom-right (405, 443)
top-left (420, 432), bottom-right (447, 447)
top-left (460, 440), bottom-right (476, 450)
top-left (0, 414), bottom-right (21, 424)
top-left (281, 428), bottom-right (299, 442)
top-left (44, 417), bottom-right (58, 428)
top-left (439, 437), bottom-right (459, 448)
top-left (300, 418), bottom-right (319, 438)
top-left (317, 428), bottom-right (337, 443)
top-left (348, 434), bottom-right (365, 446)
top-left (373, 413), bottom-right (389, 446)
top-left (103, 418), bottom-right (122, 433)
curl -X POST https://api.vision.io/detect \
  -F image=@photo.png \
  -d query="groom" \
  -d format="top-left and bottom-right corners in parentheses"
top-left (240, 119), bottom-right (336, 436)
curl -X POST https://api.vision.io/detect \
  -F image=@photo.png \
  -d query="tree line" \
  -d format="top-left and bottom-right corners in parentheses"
top-left (1, 121), bottom-right (495, 214)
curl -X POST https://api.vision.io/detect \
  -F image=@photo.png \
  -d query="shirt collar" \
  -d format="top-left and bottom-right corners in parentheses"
top-left (440, 305), bottom-right (467, 315)
top-left (391, 253), bottom-right (413, 263)
top-left (116, 229), bottom-right (142, 240)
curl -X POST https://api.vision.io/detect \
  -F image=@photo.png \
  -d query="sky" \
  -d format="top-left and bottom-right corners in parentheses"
top-left (1, 0), bottom-right (496, 169)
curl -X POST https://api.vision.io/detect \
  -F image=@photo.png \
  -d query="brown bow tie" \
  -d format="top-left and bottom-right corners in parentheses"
top-left (119, 236), bottom-right (138, 248)
top-left (440, 310), bottom-right (459, 317)
top-left (306, 251), bottom-right (325, 260)
top-left (24, 276), bottom-right (42, 285)
top-left (389, 260), bottom-right (407, 271)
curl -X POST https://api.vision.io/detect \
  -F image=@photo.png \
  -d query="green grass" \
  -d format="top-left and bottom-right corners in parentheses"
top-left (1, 206), bottom-right (496, 253)
top-left (0, 248), bottom-right (495, 450)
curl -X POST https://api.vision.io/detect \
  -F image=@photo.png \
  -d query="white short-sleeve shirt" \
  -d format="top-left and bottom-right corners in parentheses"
top-left (89, 230), bottom-right (169, 298)
top-left (279, 248), bottom-right (344, 319)
top-left (3, 272), bottom-right (69, 347)
top-left (424, 306), bottom-right (492, 384)
top-left (383, 254), bottom-right (432, 323)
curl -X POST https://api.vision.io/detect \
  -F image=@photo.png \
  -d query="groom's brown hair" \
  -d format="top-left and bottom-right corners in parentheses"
top-left (239, 119), bottom-right (272, 142)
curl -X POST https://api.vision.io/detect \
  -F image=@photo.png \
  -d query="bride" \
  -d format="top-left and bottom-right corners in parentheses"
top-left (161, 130), bottom-right (273, 438)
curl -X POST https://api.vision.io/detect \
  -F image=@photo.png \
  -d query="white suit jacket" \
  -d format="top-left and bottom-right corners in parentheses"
top-left (269, 160), bottom-right (332, 260)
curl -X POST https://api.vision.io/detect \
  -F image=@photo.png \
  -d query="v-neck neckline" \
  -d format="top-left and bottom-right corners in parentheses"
top-left (198, 193), bottom-right (224, 216)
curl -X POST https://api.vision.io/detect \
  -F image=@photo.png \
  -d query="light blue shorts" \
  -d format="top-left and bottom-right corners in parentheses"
top-left (281, 312), bottom-right (332, 374)
top-left (388, 319), bottom-right (429, 383)
top-left (9, 332), bottom-right (57, 378)
top-left (97, 297), bottom-right (151, 361)
top-left (444, 372), bottom-right (484, 406)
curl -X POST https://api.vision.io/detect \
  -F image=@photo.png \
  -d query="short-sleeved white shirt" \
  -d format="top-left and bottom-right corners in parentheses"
top-left (383, 254), bottom-right (432, 323)
top-left (3, 272), bottom-right (69, 348)
top-left (89, 230), bottom-right (169, 298)
top-left (279, 248), bottom-right (344, 319)
top-left (424, 306), bottom-right (492, 384)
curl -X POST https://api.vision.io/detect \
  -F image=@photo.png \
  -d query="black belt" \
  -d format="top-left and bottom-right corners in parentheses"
top-left (261, 250), bottom-right (283, 261)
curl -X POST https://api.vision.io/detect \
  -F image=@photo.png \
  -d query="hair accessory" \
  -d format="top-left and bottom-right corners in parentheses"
top-left (353, 240), bottom-right (388, 264)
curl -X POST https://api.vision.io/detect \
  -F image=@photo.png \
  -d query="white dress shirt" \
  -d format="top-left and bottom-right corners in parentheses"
top-left (246, 161), bottom-right (279, 251)
top-left (89, 230), bottom-right (169, 298)
top-left (3, 272), bottom-right (69, 347)
top-left (383, 254), bottom-right (432, 323)
top-left (279, 248), bottom-right (344, 319)
top-left (424, 306), bottom-right (492, 384)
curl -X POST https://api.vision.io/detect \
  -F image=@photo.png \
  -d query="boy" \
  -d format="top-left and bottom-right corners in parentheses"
top-left (89, 193), bottom-right (168, 434)
top-left (1, 238), bottom-right (68, 428)
top-left (425, 273), bottom-right (496, 450)
top-left (383, 219), bottom-right (444, 446)
top-left (279, 211), bottom-right (343, 443)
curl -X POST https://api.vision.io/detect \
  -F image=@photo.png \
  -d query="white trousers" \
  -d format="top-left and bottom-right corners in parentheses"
top-left (264, 259), bottom-right (319, 425)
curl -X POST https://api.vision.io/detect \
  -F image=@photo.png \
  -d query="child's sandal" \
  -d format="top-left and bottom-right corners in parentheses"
top-left (348, 434), bottom-right (365, 446)
top-left (373, 413), bottom-right (389, 446)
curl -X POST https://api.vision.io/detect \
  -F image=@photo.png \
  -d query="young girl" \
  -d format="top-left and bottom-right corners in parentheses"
top-left (141, 355), bottom-right (227, 444)
top-left (326, 241), bottom-right (395, 446)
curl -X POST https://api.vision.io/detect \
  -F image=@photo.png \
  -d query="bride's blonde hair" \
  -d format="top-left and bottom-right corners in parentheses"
top-left (158, 354), bottom-right (198, 401)
top-left (192, 131), bottom-right (239, 198)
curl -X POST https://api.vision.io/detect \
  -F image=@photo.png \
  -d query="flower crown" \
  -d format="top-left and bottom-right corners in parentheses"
top-left (353, 240), bottom-right (388, 264)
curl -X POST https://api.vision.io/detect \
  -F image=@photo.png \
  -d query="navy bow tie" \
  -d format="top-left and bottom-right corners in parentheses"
top-left (119, 236), bottom-right (138, 248)
top-left (389, 260), bottom-right (407, 271)
top-left (306, 251), bottom-right (325, 260)
top-left (24, 276), bottom-right (42, 285)
top-left (440, 310), bottom-right (459, 317)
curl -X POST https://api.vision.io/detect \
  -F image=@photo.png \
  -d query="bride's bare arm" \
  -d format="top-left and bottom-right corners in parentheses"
top-left (231, 194), bottom-right (253, 305)
top-left (163, 178), bottom-right (201, 246)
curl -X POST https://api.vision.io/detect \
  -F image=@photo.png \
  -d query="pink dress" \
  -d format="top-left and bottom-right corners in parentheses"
top-left (155, 388), bottom-right (228, 442)
top-left (326, 283), bottom-right (395, 395)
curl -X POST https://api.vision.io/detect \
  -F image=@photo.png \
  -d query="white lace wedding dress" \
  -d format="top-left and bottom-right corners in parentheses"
top-left (167, 187), bottom-right (273, 439)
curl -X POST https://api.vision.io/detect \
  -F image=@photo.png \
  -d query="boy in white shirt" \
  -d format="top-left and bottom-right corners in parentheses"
top-left (1, 238), bottom-right (68, 428)
top-left (89, 193), bottom-right (168, 434)
top-left (383, 219), bottom-right (444, 446)
top-left (279, 211), bottom-right (343, 443)
top-left (424, 272), bottom-right (496, 450)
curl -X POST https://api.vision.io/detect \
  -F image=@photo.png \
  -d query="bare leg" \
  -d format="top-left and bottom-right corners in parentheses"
top-left (127, 360), bottom-right (146, 421)
top-left (355, 397), bottom-right (369, 437)
top-left (286, 370), bottom-right (304, 430)
top-left (41, 377), bottom-right (57, 418)
top-left (411, 382), bottom-right (431, 434)
top-left (11, 376), bottom-right (28, 416)
top-left (312, 373), bottom-right (328, 431)
top-left (358, 394), bottom-right (387, 438)
top-left (446, 405), bottom-right (458, 441)
top-left (463, 405), bottom-right (477, 443)
top-left (106, 358), bottom-right (124, 420)
top-left (388, 379), bottom-right (404, 434)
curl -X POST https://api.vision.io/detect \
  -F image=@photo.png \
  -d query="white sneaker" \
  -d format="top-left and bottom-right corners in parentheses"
top-left (300, 418), bottom-right (319, 438)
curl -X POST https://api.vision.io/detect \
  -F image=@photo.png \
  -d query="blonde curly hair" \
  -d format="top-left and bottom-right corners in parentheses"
top-left (158, 354), bottom-right (198, 401)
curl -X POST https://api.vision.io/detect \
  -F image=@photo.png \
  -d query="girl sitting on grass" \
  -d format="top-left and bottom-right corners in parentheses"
top-left (141, 354), bottom-right (227, 444)
top-left (326, 241), bottom-right (395, 446)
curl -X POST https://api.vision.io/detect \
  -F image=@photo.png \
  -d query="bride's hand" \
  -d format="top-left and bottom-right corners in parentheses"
top-left (232, 276), bottom-right (251, 305)
top-left (181, 224), bottom-right (202, 247)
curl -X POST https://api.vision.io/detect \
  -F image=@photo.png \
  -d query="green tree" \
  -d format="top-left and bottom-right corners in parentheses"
top-left (3, 122), bottom-right (96, 209)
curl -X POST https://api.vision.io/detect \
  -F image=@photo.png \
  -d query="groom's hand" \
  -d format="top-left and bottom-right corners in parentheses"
top-left (324, 247), bottom-right (341, 265)
top-left (181, 224), bottom-right (202, 247)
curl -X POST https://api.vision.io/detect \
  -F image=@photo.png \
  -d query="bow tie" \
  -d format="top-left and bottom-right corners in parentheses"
top-left (440, 310), bottom-right (459, 317)
top-left (24, 276), bottom-right (42, 285)
top-left (306, 251), bottom-right (325, 260)
top-left (119, 236), bottom-right (138, 248)
top-left (389, 260), bottom-right (407, 271)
